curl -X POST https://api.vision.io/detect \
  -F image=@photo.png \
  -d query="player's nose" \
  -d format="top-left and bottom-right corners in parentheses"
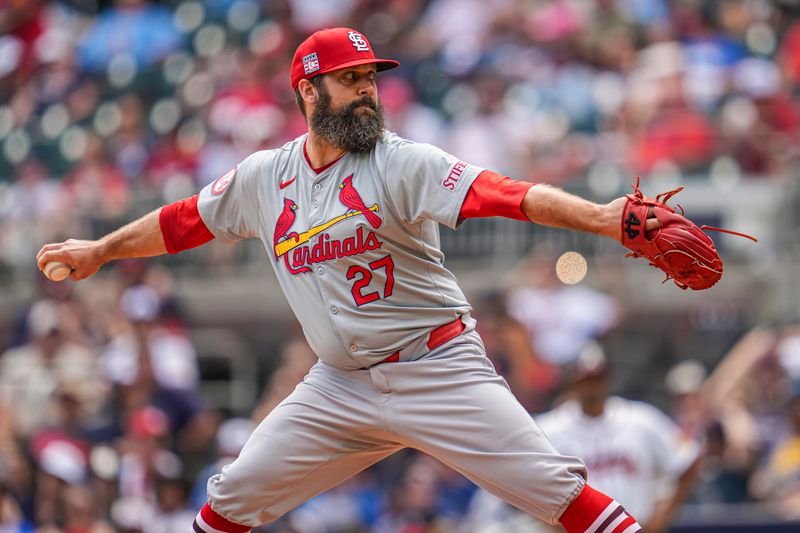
top-left (356, 79), bottom-right (376, 99)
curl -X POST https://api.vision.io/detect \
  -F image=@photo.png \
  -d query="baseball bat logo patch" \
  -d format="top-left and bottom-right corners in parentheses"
top-left (273, 174), bottom-right (384, 275)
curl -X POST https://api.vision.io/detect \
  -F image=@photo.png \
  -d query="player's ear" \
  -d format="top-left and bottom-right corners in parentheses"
top-left (298, 78), bottom-right (318, 106)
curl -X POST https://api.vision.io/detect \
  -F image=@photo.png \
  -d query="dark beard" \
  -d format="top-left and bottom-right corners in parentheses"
top-left (310, 89), bottom-right (385, 153)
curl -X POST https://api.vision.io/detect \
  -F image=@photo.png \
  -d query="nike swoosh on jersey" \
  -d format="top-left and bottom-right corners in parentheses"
top-left (279, 176), bottom-right (297, 189)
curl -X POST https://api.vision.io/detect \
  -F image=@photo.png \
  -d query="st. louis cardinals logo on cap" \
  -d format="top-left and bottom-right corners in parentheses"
top-left (273, 175), bottom-right (383, 275)
top-left (347, 31), bottom-right (369, 52)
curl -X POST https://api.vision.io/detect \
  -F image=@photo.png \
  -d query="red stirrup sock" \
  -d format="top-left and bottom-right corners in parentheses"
top-left (191, 503), bottom-right (251, 533)
top-left (560, 484), bottom-right (643, 533)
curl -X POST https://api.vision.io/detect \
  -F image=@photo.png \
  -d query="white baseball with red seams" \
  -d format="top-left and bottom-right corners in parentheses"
top-left (44, 261), bottom-right (72, 281)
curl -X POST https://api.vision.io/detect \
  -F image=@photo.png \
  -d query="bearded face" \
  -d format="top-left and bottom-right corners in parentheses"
top-left (309, 80), bottom-right (386, 153)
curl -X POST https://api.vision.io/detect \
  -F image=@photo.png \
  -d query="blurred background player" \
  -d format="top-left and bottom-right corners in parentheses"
top-left (466, 341), bottom-right (700, 533)
top-left (537, 342), bottom-right (701, 532)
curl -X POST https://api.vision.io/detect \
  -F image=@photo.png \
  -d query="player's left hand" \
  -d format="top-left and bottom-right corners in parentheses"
top-left (605, 196), bottom-right (661, 240)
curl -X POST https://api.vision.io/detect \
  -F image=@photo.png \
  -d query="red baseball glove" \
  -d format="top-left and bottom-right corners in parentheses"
top-left (621, 178), bottom-right (756, 290)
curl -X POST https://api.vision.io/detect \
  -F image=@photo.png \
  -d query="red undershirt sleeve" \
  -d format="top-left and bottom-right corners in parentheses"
top-left (159, 194), bottom-right (215, 254)
top-left (458, 170), bottom-right (536, 224)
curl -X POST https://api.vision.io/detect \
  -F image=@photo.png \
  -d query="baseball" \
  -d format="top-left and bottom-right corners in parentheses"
top-left (555, 251), bottom-right (587, 285)
top-left (44, 261), bottom-right (73, 282)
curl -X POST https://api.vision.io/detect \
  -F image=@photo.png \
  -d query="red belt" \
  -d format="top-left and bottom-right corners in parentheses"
top-left (379, 316), bottom-right (465, 364)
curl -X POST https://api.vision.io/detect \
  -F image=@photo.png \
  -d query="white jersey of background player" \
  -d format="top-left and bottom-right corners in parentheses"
top-left (538, 343), bottom-right (700, 532)
top-left (464, 343), bottom-right (699, 533)
top-left (36, 27), bottom-right (663, 533)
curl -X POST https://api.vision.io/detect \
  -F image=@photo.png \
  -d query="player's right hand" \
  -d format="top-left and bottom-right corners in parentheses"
top-left (36, 239), bottom-right (105, 281)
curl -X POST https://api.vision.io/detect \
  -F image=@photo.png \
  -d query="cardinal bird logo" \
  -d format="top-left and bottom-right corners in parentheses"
top-left (273, 198), bottom-right (300, 258)
top-left (338, 174), bottom-right (382, 229)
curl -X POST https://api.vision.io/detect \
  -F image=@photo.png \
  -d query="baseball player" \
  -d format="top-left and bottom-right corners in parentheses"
top-left (532, 343), bottom-right (701, 533)
top-left (37, 28), bottom-right (657, 533)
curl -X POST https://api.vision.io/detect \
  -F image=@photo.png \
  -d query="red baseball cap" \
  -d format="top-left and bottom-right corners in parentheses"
top-left (290, 27), bottom-right (399, 89)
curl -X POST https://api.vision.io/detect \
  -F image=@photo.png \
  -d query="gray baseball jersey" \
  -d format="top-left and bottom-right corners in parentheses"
top-left (197, 131), bottom-right (483, 369)
top-left (194, 131), bottom-right (589, 531)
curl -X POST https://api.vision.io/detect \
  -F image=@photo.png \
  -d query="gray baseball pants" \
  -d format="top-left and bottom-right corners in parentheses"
top-left (206, 331), bottom-right (587, 526)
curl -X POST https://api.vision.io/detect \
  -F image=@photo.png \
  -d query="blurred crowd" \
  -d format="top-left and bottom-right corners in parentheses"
top-left (2, 0), bottom-right (800, 276)
top-left (0, 257), bottom-right (800, 531)
top-left (3, 0), bottom-right (800, 531)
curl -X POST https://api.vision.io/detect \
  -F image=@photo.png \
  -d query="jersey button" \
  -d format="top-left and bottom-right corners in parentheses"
top-left (312, 200), bottom-right (319, 208)
top-left (316, 267), bottom-right (324, 275)
top-left (349, 344), bottom-right (358, 352)
top-left (329, 306), bottom-right (338, 314)
top-left (314, 184), bottom-right (321, 191)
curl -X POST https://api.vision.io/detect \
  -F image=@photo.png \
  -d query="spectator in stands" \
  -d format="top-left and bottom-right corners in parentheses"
top-left (665, 359), bottom-right (758, 505)
top-left (150, 452), bottom-right (196, 532)
top-left (286, 471), bottom-right (385, 532)
top-left (778, 10), bottom-right (800, 87)
top-left (31, 437), bottom-right (88, 526)
top-left (371, 455), bottom-right (452, 533)
top-left (473, 291), bottom-right (559, 413)
top-left (101, 284), bottom-right (200, 393)
top-left (250, 337), bottom-right (317, 423)
top-left (0, 0), bottom-right (45, 82)
top-left (108, 94), bottom-right (153, 183)
top-left (0, 299), bottom-right (99, 437)
top-left (625, 41), bottom-right (717, 174)
top-left (379, 76), bottom-right (445, 146)
top-left (0, 482), bottom-right (30, 530)
top-left (776, 325), bottom-right (800, 387)
top-left (0, 404), bottom-right (32, 530)
top-left (76, 0), bottom-right (183, 74)
top-left (505, 250), bottom-right (618, 367)
top-left (0, 158), bottom-right (65, 272)
top-left (62, 133), bottom-right (130, 227)
top-left (61, 485), bottom-right (116, 532)
top-left (189, 417), bottom-right (255, 511)
top-left (751, 391), bottom-right (800, 519)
